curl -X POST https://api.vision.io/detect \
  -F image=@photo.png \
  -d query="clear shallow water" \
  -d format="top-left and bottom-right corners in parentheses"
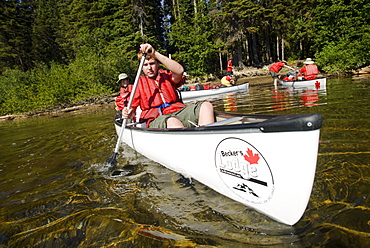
top-left (0, 76), bottom-right (369, 247)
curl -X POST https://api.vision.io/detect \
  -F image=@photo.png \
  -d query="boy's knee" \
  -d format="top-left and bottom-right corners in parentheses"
top-left (166, 117), bottom-right (184, 128)
top-left (202, 101), bottom-right (213, 110)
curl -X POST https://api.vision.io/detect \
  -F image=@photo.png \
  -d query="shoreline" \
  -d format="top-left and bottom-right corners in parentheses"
top-left (0, 71), bottom-right (273, 122)
top-left (1, 69), bottom-right (369, 122)
top-left (0, 93), bottom-right (118, 121)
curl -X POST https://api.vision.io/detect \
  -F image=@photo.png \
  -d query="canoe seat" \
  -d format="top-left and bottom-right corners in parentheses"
top-left (205, 116), bottom-right (244, 127)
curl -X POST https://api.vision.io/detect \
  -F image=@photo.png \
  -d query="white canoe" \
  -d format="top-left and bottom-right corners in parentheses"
top-left (179, 82), bottom-right (249, 102)
top-left (279, 77), bottom-right (326, 89)
top-left (114, 111), bottom-right (322, 225)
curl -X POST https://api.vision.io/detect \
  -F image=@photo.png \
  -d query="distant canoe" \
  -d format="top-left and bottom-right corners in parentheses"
top-left (279, 77), bottom-right (326, 89)
top-left (179, 82), bottom-right (249, 102)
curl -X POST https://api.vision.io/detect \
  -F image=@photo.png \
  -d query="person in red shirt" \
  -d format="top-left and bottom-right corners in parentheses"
top-left (227, 57), bottom-right (233, 76)
top-left (122, 43), bottom-right (214, 128)
top-left (299, 58), bottom-right (319, 80)
top-left (269, 60), bottom-right (294, 83)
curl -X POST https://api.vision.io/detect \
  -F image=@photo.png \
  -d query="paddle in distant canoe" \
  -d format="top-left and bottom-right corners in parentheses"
top-left (113, 111), bottom-right (322, 225)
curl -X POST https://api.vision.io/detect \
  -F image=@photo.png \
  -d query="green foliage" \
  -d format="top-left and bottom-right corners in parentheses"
top-left (0, 0), bottom-right (151, 115)
top-left (168, 0), bottom-right (220, 76)
top-left (316, 33), bottom-right (370, 74)
top-left (313, 0), bottom-right (370, 73)
top-left (32, 0), bottom-right (65, 64)
top-left (312, 0), bottom-right (369, 49)
top-left (0, 54), bottom-right (112, 115)
top-left (0, 70), bottom-right (33, 114)
top-left (0, 0), bottom-right (34, 71)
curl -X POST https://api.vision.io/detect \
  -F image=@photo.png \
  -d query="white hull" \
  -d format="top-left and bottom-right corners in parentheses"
top-left (279, 77), bottom-right (326, 89)
top-left (115, 113), bottom-right (321, 225)
top-left (180, 82), bottom-right (249, 102)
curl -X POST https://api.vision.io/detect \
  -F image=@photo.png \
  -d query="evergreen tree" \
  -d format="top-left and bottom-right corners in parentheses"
top-left (167, 0), bottom-right (220, 76)
top-left (313, 0), bottom-right (370, 73)
top-left (218, 0), bottom-right (272, 66)
top-left (0, 0), bottom-right (35, 71)
top-left (32, 0), bottom-right (66, 64)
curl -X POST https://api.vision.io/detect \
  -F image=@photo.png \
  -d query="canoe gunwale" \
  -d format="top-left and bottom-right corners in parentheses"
top-left (115, 112), bottom-right (322, 133)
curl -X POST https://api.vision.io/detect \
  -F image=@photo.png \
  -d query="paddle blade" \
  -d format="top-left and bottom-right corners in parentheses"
top-left (106, 153), bottom-right (118, 166)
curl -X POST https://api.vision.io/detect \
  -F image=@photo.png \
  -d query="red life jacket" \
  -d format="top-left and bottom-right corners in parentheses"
top-left (269, 62), bottom-right (285, 73)
top-left (301, 64), bottom-right (318, 80)
top-left (115, 85), bottom-right (133, 110)
top-left (131, 69), bottom-right (186, 126)
top-left (227, 60), bottom-right (233, 72)
top-left (281, 76), bottom-right (294, 81)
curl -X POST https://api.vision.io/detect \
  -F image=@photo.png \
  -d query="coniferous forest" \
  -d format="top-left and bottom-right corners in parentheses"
top-left (0, 0), bottom-right (369, 115)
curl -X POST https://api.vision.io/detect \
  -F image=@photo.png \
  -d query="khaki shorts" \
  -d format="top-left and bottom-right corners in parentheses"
top-left (270, 71), bottom-right (278, 78)
top-left (149, 101), bottom-right (205, 128)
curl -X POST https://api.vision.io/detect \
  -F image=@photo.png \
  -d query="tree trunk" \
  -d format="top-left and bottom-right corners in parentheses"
top-left (265, 32), bottom-right (271, 62)
top-left (172, 0), bottom-right (180, 19)
top-left (236, 44), bottom-right (245, 69)
top-left (219, 50), bottom-right (222, 72)
top-left (276, 36), bottom-right (280, 61)
top-left (245, 39), bottom-right (250, 64)
top-left (251, 33), bottom-right (260, 65)
top-left (140, 18), bottom-right (144, 36)
top-left (281, 36), bottom-right (285, 60)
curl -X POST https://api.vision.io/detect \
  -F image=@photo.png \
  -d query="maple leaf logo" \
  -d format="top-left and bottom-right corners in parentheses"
top-left (243, 148), bottom-right (260, 164)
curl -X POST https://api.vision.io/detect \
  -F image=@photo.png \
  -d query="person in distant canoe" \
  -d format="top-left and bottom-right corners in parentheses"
top-left (115, 73), bottom-right (132, 111)
top-left (121, 43), bottom-right (215, 128)
top-left (269, 60), bottom-right (294, 83)
top-left (280, 70), bottom-right (298, 81)
top-left (299, 58), bottom-right (319, 80)
top-left (227, 57), bottom-right (233, 76)
top-left (220, 75), bottom-right (235, 87)
top-left (182, 71), bottom-right (188, 84)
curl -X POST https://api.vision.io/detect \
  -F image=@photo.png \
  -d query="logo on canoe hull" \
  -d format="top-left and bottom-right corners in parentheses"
top-left (215, 138), bottom-right (274, 204)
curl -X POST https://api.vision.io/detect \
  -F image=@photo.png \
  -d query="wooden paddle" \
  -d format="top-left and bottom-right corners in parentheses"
top-left (106, 52), bottom-right (148, 166)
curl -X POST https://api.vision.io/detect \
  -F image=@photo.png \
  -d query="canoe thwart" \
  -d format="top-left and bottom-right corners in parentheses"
top-left (205, 116), bottom-right (244, 127)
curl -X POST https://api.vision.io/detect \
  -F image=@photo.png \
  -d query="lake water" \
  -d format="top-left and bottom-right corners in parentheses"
top-left (1, 76), bottom-right (369, 247)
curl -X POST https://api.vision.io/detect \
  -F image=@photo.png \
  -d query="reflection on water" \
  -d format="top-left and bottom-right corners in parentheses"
top-left (0, 77), bottom-right (370, 247)
top-left (271, 85), bottom-right (327, 111)
top-left (222, 94), bottom-right (238, 112)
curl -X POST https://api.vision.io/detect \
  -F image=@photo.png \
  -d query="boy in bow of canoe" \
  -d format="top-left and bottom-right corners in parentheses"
top-left (121, 43), bottom-right (215, 128)
top-left (115, 73), bottom-right (132, 111)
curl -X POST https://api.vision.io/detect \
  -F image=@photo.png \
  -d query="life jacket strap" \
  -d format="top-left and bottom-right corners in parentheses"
top-left (156, 102), bottom-right (174, 115)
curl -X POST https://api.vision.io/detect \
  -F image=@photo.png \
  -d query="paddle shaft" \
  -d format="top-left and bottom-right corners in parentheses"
top-left (113, 53), bottom-right (147, 154)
